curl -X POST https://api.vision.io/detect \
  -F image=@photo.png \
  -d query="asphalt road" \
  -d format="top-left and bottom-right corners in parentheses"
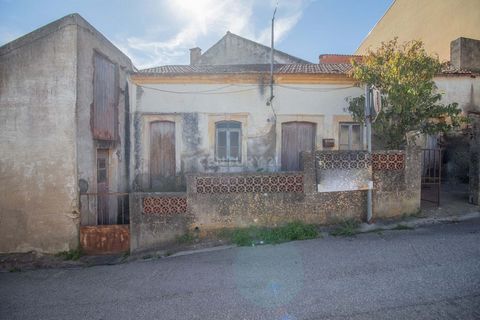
top-left (1, 219), bottom-right (480, 320)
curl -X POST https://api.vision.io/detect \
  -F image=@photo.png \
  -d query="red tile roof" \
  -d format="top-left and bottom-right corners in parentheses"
top-left (319, 54), bottom-right (364, 64)
top-left (137, 63), bottom-right (353, 75)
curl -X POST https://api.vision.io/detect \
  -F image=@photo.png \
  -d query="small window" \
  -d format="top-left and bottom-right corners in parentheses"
top-left (215, 121), bottom-right (241, 162)
top-left (339, 122), bottom-right (363, 150)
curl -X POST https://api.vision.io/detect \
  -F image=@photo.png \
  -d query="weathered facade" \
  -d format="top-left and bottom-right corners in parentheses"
top-left (130, 63), bottom-right (363, 192)
top-left (1, 13), bottom-right (434, 254)
top-left (0, 14), bottom-right (133, 253)
top-left (190, 31), bottom-right (310, 66)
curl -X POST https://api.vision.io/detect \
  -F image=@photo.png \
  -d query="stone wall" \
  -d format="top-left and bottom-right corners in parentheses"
top-left (372, 149), bottom-right (421, 218)
top-left (130, 192), bottom-right (191, 252)
top-left (450, 37), bottom-right (480, 72)
top-left (129, 149), bottom-right (421, 252)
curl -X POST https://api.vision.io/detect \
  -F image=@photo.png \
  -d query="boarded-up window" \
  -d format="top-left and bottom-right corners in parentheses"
top-left (93, 53), bottom-right (117, 141)
top-left (215, 121), bottom-right (241, 162)
top-left (339, 122), bottom-right (363, 150)
top-left (281, 122), bottom-right (316, 171)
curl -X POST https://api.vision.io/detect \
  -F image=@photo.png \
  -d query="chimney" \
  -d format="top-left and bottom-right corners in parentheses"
top-left (190, 47), bottom-right (202, 66)
top-left (450, 37), bottom-right (480, 72)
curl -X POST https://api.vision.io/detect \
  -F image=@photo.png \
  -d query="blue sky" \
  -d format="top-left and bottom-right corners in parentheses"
top-left (0, 0), bottom-right (393, 68)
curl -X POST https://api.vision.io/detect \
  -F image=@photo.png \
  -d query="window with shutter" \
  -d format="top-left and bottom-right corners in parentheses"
top-left (215, 121), bottom-right (241, 162)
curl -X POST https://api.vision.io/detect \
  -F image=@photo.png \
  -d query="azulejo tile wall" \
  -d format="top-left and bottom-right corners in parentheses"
top-left (195, 174), bottom-right (304, 194)
top-left (316, 151), bottom-right (405, 171)
top-left (372, 153), bottom-right (405, 170)
top-left (143, 196), bottom-right (187, 214)
top-left (316, 151), bottom-right (371, 170)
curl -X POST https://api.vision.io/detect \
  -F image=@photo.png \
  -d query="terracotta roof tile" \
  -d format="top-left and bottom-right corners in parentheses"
top-left (137, 63), bottom-right (353, 76)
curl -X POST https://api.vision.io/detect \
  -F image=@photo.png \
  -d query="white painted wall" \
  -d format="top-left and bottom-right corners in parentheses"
top-left (132, 81), bottom-right (363, 182)
top-left (435, 76), bottom-right (480, 111)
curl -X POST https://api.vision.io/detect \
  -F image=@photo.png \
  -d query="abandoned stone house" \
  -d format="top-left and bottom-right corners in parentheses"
top-left (0, 14), bottom-right (133, 253)
top-left (0, 13), bottom-right (478, 254)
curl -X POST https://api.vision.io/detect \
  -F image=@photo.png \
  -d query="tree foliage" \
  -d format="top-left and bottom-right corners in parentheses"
top-left (347, 38), bottom-right (466, 149)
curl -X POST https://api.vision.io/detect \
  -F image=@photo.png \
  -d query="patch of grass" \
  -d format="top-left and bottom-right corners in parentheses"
top-left (176, 232), bottom-right (196, 244)
top-left (9, 267), bottom-right (21, 273)
top-left (392, 224), bottom-right (414, 230)
top-left (55, 248), bottom-right (83, 261)
top-left (330, 219), bottom-right (360, 237)
top-left (402, 209), bottom-right (423, 220)
top-left (226, 221), bottom-right (320, 246)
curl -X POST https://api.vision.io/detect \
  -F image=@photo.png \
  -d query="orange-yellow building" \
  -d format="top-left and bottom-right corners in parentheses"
top-left (355, 0), bottom-right (480, 61)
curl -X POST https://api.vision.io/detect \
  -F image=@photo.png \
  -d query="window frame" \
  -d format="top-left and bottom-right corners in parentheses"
top-left (215, 121), bottom-right (242, 163)
top-left (339, 122), bottom-right (363, 150)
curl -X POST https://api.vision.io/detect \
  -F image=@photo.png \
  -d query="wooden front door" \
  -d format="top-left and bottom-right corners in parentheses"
top-left (150, 121), bottom-right (176, 190)
top-left (96, 149), bottom-right (109, 225)
top-left (281, 122), bottom-right (316, 171)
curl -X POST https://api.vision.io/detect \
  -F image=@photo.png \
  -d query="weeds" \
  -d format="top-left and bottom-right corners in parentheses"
top-left (176, 232), bottom-right (196, 244)
top-left (330, 219), bottom-right (360, 237)
top-left (392, 224), bottom-right (414, 230)
top-left (9, 267), bottom-right (21, 273)
top-left (223, 221), bottom-right (319, 246)
top-left (55, 248), bottom-right (83, 261)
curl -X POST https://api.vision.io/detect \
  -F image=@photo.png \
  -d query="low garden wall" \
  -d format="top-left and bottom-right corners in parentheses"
top-left (129, 148), bottom-right (421, 252)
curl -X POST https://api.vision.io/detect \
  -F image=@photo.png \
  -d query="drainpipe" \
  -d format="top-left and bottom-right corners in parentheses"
top-left (365, 85), bottom-right (373, 223)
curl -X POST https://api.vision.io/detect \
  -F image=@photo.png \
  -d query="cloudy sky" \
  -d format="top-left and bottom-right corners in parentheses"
top-left (0, 0), bottom-right (392, 69)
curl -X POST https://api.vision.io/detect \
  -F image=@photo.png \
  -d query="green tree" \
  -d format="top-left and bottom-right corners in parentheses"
top-left (347, 38), bottom-right (466, 149)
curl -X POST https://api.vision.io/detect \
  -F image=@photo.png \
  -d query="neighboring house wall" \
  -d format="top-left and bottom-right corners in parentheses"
top-left (355, 0), bottom-right (480, 61)
top-left (434, 75), bottom-right (480, 183)
top-left (130, 75), bottom-right (363, 191)
top-left (195, 32), bottom-right (310, 65)
top-left (0, 19), bottom-right (79, 253)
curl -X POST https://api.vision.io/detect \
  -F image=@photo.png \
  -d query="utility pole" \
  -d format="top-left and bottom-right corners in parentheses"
top-left (365, 85), bottom-right (373, 223)
top-left (269, 5), bottom-right (277, 103)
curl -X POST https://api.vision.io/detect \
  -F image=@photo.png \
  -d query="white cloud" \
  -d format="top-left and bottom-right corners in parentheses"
top-left (116, 0), bottom-right (311, 69)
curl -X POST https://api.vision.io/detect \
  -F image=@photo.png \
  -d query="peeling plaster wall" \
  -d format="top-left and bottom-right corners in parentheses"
top-left (0, 14), bottom-right (134, 253)
top-left (435, 76), bottom-right (480, 183)
top-left (132, 81), bottom-right (363, 187)
top-left (75, 16), bottom-right (133, 226)
top-left (0, 20), bottom-right (79, 253)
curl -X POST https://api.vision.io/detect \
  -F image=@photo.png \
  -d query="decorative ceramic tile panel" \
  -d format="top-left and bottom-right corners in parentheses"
top-left (372, 153), bottom-right (405, 171)
top-left (143, 196), bottom-right (187, 214)
top-left (195, 174), bottom-right (304, 194)
top-left (316, 151), bottom-right (371, 170)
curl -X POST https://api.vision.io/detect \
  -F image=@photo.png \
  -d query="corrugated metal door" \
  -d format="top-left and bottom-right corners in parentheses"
top-left (150, 121), bottom-right (176, 188)
top-left (281, 122), bottom-right (316, 171)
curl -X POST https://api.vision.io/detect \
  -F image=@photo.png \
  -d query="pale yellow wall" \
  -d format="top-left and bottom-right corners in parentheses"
top-left (356, 0), bottom-right (480, 61)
